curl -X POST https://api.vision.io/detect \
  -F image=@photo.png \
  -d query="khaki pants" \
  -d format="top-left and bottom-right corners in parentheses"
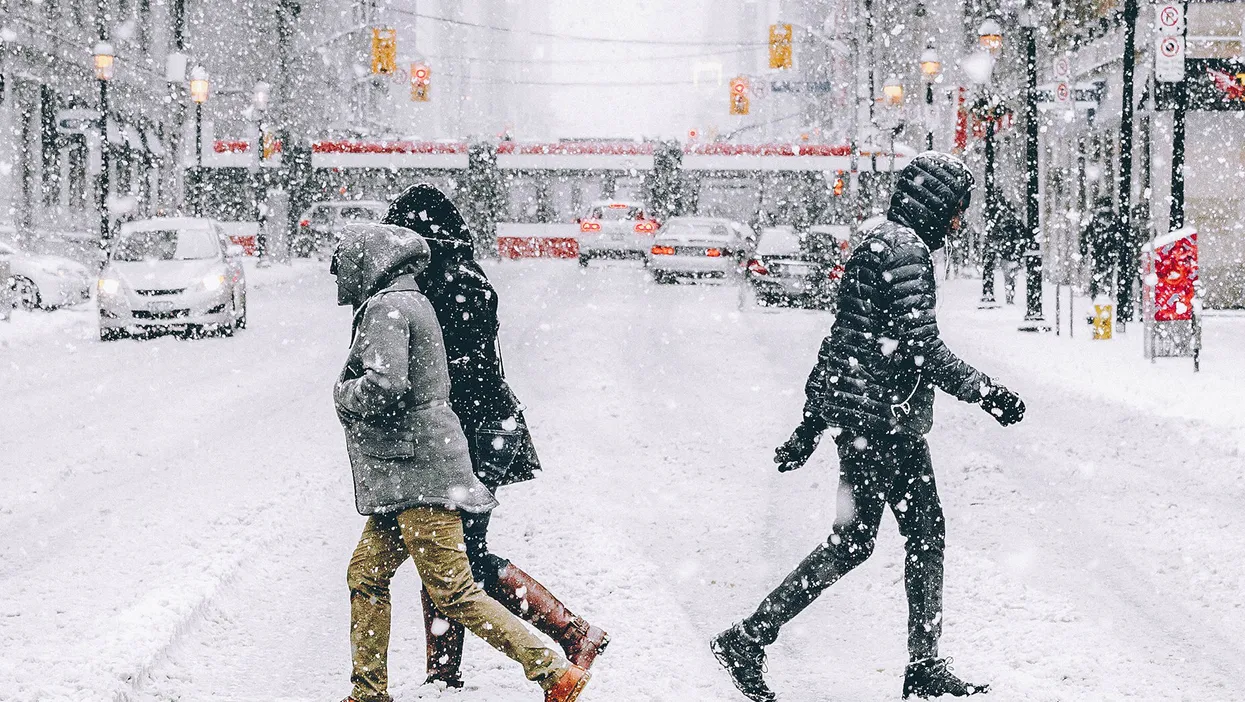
top-left (347, 506), bottom-right (568, 702)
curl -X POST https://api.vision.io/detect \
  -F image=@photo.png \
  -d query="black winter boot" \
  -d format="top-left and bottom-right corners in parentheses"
top-left (903, 658), bottom-right (990, 698)
top-left (711, 625), bottom-right (777, 702)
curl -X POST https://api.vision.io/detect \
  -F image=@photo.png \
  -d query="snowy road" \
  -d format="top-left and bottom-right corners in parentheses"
top-left (3, 260), bottom-right (1243, 701)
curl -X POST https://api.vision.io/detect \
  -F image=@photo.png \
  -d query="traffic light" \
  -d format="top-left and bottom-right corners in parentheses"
top-left (410, 63), bottom-right (431, 102)
top-left (832, 172), bottom-right (846, 197)
top-left (769, 24), bottom-right (793, 70)
top-left (729, 76), bottom-right (750, 115)
top-left (371, 28), bottom-right (397, 75)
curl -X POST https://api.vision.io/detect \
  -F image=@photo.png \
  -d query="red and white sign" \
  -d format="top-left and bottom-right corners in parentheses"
top-left (1054, 82), bottom-right (1072, 105)
top-left (1147, 228), bottom-right (1198, 322)
top-left (1156, 35), bottom-right (1186, 82)
top-left (1052, 55), bottom-right (1072, 81)
top-left (1156, 3), bottom-right (1185, 35)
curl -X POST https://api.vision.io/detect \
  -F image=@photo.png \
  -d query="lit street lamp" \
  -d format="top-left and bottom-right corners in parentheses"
top-left (919, 44), bottom-right (942, 150)
top-left (978, 18), bottom-right (1003, 56)
top-left (882, 76), bottom-right (904, 106)
top-left (94, 41), bottom-right (114, 249)
top-left (189, 66), bottom-right (209, 216)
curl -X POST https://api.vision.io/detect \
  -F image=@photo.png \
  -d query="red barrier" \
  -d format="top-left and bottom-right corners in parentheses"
top-left (497, 237), bottom-right (580, 260)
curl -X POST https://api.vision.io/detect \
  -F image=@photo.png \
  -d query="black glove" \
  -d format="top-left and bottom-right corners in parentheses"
top-left (775, 421), bottom-right (823, 472)
top-left (980, 384), bottom-right (1025, 426)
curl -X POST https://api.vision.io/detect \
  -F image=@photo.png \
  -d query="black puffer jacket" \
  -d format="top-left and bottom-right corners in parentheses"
top-left (382, 184), bottom-right (539, 484)
top-left (803, 153), bottom-right (991, 436)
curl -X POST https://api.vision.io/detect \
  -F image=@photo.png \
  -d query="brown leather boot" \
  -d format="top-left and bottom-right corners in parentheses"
top-left (544, 665), bottom-right (591, 702)
top-left (420, 586), bottom-right (465, 688)
top-left (486, 564), bottom-right (610, 669)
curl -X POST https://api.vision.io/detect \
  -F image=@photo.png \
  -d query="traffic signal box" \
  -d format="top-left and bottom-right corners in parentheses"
top-left (411, 63), bottom-right (431, 102)
top-left (371, 28), bottom-right (397, 75)
top-left (730, 76), bottom-right (750, 115)
top-left (769, 24), bottom-right (793, 70)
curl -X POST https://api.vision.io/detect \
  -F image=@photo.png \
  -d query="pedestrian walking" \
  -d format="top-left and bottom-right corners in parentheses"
top-left (711, 153), bottom-right (1026, 701)
top-left (332, 223), bottom-right (591, 702)
top-left (381, 184), bottom-right (609, 689)
top-left (1081, 196), bottom-right (1120, 300)
top-left (980, 195), bottom-right (1028, 306)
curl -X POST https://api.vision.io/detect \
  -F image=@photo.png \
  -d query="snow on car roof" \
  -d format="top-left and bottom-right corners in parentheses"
top-left (757, 227), bottom-right (801, 255)
top-left (120, 217), bottom-right (216, 233)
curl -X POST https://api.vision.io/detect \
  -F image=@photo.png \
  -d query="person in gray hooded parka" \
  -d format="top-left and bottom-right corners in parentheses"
top-left (333, 223), bottom-right (590, 702)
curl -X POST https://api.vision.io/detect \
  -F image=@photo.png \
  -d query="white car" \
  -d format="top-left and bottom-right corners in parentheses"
top-left (294, 200), bottom-right (388, 258)
top-left (0, 238), bottom-right (92, 311)
top-left (646, 217), bottom-right (750, 284)
top-left (576, 200), bottom-right (661, 266)
top-left (97, 218), bottom-right (247, 341)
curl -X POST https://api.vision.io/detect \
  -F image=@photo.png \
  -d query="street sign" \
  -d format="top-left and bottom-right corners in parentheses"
top-left (769, 80), bottom-right (834, 94)
top-left (56, 108), bottom-right (101, 134)
top-left (1156, 34), bottom-right (1186, 82)
top-left (1054, 81), bottom-right (1073, 105)
top-left (1156, 3), bottom-right (1185, 36)
top-left (1052, 55), bottom-right (1072, 81)
top-left (730, 76), bottom-right (750, 115)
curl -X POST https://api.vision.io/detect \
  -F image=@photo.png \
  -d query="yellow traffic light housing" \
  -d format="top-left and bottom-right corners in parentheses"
top-left (371, 28), bottom-right (397, 75)
top-left (769, 24), bottom-right (793, 70)
top-left (729, 76), bottom-right (750, 115)
top-left (410, 63), bottom-right (431, 102)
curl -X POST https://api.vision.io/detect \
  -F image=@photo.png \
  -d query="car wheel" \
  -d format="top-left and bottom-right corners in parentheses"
top-left (237, 300), bottom-right (248, 329)
top-left (99, 327), bottom-right (125, 342)
top-left (652, 272), bottom-right (672, 285)
top-left (12, 276), bottom-right (40, 311)
top-left (578, 254), bottom-right (590, 268)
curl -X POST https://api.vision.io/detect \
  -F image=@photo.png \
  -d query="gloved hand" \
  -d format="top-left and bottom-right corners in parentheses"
top-left (980, 383), bottom-right (1025, 426)
top-left (774, 421), bottom-right (823, 472)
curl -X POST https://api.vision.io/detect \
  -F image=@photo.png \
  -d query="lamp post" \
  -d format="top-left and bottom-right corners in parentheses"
top-left (976, 20), bottom-right (1001, 217)
top-left (919, 44), bottom-right (942, 151)
top-left (189, 66), bottom-right (209, 217)
top-left (251, 81), bottom-right (270, 258)
top-left (1, 26), bottom-right (16, 236)
top-left (1019, 4), bottom-right (1048, 330)
top-left (93, 41), bottom-right (115, 249)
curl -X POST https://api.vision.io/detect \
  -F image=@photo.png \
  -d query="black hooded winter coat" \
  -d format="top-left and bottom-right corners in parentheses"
top-left (802, 153), bottom-right (991, 436)
top-left (382, 184), bottom-right (539, 486)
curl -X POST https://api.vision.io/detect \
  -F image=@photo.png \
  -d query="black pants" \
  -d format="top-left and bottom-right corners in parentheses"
top-left (742, 433), bottom-right (946, 661)
top-left (463, 491), bottom-right (510, 590)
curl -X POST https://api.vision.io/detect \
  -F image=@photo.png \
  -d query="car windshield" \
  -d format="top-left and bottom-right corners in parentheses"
top-left (340, 206), bottom-right (380, 222)
top-left (590, 205), bottom-right (641, 221)
top-left (113, 227), bottom-right (219, 261)
top-left (660, 222), bottom-right (733, 243)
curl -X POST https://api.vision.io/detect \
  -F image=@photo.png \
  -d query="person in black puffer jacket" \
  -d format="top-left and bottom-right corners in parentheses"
top-left (381, 184), bottom-right (609, 691)
top-left (712, 153), bottom-right (1025, 702)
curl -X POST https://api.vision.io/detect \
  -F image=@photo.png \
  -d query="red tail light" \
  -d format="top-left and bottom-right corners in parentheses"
top-left (705, 248), bottom-right (722, 258)
top-left (651, 245), bottom-right (675, 255)
top-left (299, 219), bottom-right (310, 227)
top-left (829, 265), bottom-right (845, 280)
top-left (634, 221), bottom-right (657, 234)
top-left (747, 259), bottom-right (769, 275)
top-left (580, 220), bottom-right (602, 233)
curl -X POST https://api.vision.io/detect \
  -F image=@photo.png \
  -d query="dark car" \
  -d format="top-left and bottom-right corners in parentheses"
top-left (744, 225), bottom-right (851, 309)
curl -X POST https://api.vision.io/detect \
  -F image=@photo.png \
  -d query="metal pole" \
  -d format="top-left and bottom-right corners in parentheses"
top-left (194, 102), bottom-right (202, 217)
top-left (1116, 0), bottom-right (1138, 326)
top-left (99, 79), bottom-right (111, 249)
top-left (1022, 13), bottom-right (1046, 327)
top-left (925, 82), bottom-right (934, 150)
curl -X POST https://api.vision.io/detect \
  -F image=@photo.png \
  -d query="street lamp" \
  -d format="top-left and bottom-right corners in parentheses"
top-left (251, 81), bottom-right (271, 257)
top-left (93, 41), bottom-right (114, 249)
top-left (189, 66), bottom-right (209, 216)
top-left (1018, 4), bottom-right (1048, 330)
top-left (919, 44), bottom-right (941, 150)
top-left (882, 77), bottom-right (904, 106)
top-left (978, 18), bottom-right (1003, 55)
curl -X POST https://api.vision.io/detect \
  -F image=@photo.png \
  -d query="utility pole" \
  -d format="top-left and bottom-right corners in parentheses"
top-left (1116, 0), bottom-right (1139, 327)
top-left (1020, 2), bottom-right (1047, 330)
top-left (1169, 4), bottom-right (1188, 231)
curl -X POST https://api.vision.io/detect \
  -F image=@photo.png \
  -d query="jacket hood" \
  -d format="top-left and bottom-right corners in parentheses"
top-left (887, 151), bottom-right (976, 251)
top-left (333, 223), bottom-right (430, 308)
top-left (382, 183), bottom-right (475, 264)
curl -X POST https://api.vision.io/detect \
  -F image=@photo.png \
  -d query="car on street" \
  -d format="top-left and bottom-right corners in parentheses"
top-left (646, 216), bottom-right (750, 284)
top-left (576, 200), bottom-right (661, 266)
top-left (0, 235), bottom-right (92, 311)
top-left (744, 226), bottom-right (849, 309)
top-left (97, 217), bottom-right (247, 341)
top-left (294, 200), bottom-right (387, 257)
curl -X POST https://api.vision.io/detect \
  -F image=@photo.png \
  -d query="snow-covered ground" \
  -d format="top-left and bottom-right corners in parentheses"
top-left (2, 259), bottom-right (1243, 701)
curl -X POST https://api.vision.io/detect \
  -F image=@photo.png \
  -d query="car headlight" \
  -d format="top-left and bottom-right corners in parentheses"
top-left (202, 274), bottom-right (225, 291)
top-left (98, 278), bottom-right (121, 295)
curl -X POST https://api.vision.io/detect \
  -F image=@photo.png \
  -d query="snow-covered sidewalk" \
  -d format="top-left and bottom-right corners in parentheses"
top-left (2, 260), bottom-right (1242, 701)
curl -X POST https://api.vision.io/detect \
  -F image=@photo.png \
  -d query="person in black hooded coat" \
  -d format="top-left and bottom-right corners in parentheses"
top-left (711, 153), bottom-right (1026, 702)
top-left (381, 184), bottom-right (609, 689)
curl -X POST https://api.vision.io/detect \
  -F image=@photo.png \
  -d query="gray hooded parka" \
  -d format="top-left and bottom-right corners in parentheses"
top-left (333, 223), bottom-right (498, 516)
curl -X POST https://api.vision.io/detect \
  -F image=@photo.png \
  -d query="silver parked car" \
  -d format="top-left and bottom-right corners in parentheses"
top-left (0, 237), bottom-right (91, 311)
top-left (576, 200), bottom-right (661, 266)
top-left (97, 218), bottom-right (247, 341)
top-left (745, 226), bottom-right (848, 309)
top-left (293, 200), bottom-right (387, 257)
top-left (646, 216), bottom-right (750, 284)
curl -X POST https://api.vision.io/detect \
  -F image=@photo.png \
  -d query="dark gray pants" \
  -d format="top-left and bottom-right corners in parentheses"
top-left (742, 433), bottom-right (946, 661)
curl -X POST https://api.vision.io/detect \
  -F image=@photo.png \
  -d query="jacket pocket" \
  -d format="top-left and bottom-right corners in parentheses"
top-left (350, 423), bottom-right (416, 460)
